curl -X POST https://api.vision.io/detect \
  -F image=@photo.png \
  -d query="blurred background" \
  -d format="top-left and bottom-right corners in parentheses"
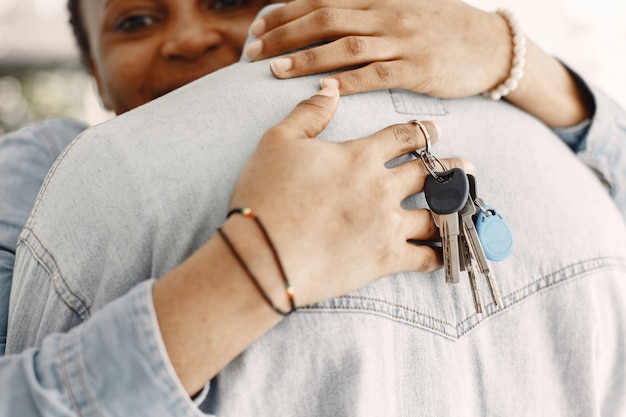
top-left (0, 0), bottom-right (625, 136)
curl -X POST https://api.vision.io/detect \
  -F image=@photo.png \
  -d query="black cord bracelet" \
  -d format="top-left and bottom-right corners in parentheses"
top-left (227, 208), bottom-right (295, 313)
top-left (217, 228), bottom-right (291, 316)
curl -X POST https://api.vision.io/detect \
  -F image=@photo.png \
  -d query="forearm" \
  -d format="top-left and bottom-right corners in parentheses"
top-left (153, 215), bottom-right (285, 395)
top-left (505, 39), bottom-right (593, 128)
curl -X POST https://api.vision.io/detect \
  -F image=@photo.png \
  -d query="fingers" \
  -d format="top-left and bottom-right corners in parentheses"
top-left (403, 208), bottom-right (439, 242)
top-left (265, 86), bottom-right (340, 140)
top-left (260, 10), bottom-right (370, 59)
top-left (345, 118), bottom-right (473, 198)
top-left (352, 120), bottom-right (441, 162)
top-left (250, 0), bottom-right (322, 36)
top-left (376, 208), bottom-right (442, 274)
top-left (250, 0), bottom-right (367, 39)
top-left (393, 157), bottom-right (476, 197)
top-left (320, 61), bottom-right (421, 96)
top-left (268, 37), bottom-right (397, 81)
top-left (400, 244), bottom-right (442, 273)
top-left (246, 7), bottom-right (378, 62)
top-left (442, 157), bottom-right (477, 176)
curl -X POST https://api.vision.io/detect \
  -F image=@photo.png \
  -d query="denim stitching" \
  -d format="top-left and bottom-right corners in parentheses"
top-left (73, 328), bottom-right (100, 417)
top-left (23, 129), bottom-right (84, 232)
top-left (302, 256), bottom-right (626, 340)
top-left (301, 303), bottom-right (456, 338)
top-left (19, 228), bottom-right (90, 321)
top-left (389, 89), bottom-right (449, 116)
top-left (60, 331), bottom-right (86, 417)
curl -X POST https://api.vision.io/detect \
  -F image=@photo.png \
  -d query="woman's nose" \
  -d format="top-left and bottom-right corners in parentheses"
top-left (160, 16), bottom-right (222, 60)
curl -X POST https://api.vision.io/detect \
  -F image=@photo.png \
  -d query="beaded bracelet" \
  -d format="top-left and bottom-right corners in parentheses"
top-left (219, 207), bottom-right (295, 316)
top-left (485, 8), bottom-right (526, 101)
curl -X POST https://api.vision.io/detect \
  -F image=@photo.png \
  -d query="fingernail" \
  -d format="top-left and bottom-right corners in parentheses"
top-left (270, 57), bottom-right (293, 75)
top-left (249, 19), bottom-right (266, 37)
top-left (432, 121), bottom-right (442, 140)
top-left (244, 39), bottom-right (262, 60)
top-left (461, 158), bottom-right (477, 176)
top-left (320, 77), bottom-right (339, 90)
top-left (316, 86), bottom-right (339, 97)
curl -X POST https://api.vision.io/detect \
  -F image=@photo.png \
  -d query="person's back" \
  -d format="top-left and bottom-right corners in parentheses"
top-left (0, 118), bottom-right (88, 355)
top-left (7, 57), bottom-right (626, 415)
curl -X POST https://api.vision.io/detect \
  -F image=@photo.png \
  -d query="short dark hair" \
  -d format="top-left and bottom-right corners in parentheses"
top-left (67, 0), bottom-right (90, 68)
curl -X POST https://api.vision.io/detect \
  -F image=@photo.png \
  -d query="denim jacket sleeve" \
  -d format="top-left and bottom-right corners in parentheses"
top-left (0, 119), bottom-right (87, 355)
top-left (0, 278), bottom-right (212, 417)
top-left (551, 66), bottom-right (626, 219)
top-left (575, 86), bottom-right (626, 217)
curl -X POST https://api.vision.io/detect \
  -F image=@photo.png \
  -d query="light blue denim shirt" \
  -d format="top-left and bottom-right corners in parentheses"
top-left (2, 2), bottom-right (626, 412)
top-left (0, 279), bottom-right (210, 417)
top-left (1, 70), bottom-right (624, 362)
top-left (0, 119), bottom-right (87, 355)
top-left (0, 121), bottom-right (217, 416)
top-left (5, 48), bottom-right (626, 417)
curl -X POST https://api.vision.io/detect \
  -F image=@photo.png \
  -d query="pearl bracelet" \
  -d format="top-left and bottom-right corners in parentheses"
top-left (485, 8), bottom-right (526, 100)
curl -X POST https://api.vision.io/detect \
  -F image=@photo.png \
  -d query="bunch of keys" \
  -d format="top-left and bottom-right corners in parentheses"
top-left (411, 123), bottom-right (513, 313)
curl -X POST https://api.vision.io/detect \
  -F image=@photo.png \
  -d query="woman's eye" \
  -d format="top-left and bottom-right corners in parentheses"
top-left (116, 15), bottom-right (157, 32)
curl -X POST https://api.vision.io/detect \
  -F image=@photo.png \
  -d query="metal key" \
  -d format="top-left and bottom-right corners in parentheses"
top-left (425, 168), bottom-right (469, 284)
top-left (460, 234), bottom-right (484, 313)
top-left (463, 175), bottom-right (503, 308)
top-left (458, 196), bottom-right (485, 313)
top-left (458, 231), bottom-right (480, 311)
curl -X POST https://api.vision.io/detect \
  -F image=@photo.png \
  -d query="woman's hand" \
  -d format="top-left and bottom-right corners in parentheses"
top-left (244, 0), bottom-right (511, 98)
top-left (227, 85), bottom-right (472, 306)
top-left (155, 86), bottom-right (472, 393)
top-left (245, 0), bottom-right (593, 127)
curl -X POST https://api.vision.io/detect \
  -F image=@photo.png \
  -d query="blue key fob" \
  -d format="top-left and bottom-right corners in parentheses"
top-left (475, 205), bottom-right (514, 261)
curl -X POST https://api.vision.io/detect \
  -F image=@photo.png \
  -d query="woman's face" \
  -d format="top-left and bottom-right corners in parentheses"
top-left (81, 0), bottom-right (271, 114)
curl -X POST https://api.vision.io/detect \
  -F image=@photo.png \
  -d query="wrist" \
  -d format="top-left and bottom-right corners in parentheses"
top-left (152, 222), bottom-right (285, 392)
top-left (506, 41), bottom-right (592, 127)
top-left (221, 212), bottom-right (295, 314)
top-left (484, 9), bottom-right (526, 101)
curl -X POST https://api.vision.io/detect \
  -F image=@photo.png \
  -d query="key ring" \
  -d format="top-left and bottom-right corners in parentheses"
top-left (408, 120), bottom-right (448, 183)
top-left (409, 120), bottom-right (433, 155)
top-left (474, 196), bottom-right (494, 217)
